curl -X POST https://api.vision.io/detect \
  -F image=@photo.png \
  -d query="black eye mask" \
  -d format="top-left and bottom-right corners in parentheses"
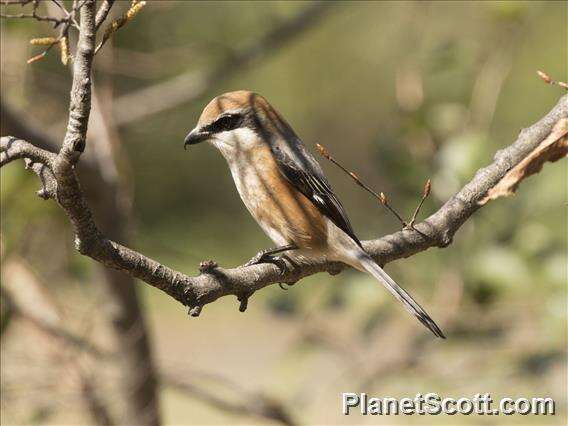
top-left (208, 113), bottom-right (243, 133)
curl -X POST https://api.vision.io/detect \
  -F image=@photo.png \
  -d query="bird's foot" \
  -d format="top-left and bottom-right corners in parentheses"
top-left (244, 250), bottom-right (287, 273)
top-left (244, 244), bottom-right (297, 273)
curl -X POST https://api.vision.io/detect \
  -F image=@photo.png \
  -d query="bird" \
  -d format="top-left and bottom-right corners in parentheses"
top-left (184, 90), bottom-right (444, 338)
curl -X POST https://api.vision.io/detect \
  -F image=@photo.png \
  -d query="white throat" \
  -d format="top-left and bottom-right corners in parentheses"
top-left (210, 127), bottom-right (262, 163)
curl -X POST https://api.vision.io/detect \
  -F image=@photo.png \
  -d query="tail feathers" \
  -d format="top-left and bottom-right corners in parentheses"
top-left (357, 254), bottom-right (445, 339)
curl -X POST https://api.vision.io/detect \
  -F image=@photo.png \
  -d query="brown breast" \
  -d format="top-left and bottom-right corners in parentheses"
top-left (246, 145), bottom-right (328, 250)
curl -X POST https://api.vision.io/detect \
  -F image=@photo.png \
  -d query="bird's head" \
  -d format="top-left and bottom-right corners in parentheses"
top-left (184, 90), bottom-right (296, 155)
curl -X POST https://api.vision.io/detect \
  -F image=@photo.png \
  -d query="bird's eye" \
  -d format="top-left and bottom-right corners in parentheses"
top-left (214, 114), bottom-right (241, 132)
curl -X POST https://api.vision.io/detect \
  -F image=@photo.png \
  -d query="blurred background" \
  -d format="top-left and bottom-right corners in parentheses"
top-left (1, 1), bottom-right (566, 425)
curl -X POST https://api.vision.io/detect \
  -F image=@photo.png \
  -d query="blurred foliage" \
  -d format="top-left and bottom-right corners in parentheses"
top-left (1, 1), bottom-right (566, 425)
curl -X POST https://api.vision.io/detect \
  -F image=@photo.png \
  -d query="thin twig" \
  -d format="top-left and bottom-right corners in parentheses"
top-left (94, 0), bottom-right (114, 30)
top-left (0, 0), bottom-right (70, 26)
top-left (316, 143), bottom-right (411, 228)
top-left (0, 11), bottom-right (64, 23)
top-left (26, 19), bottom-right (71, 64)
top-left (406, 179), bottom-right (431, 229)
top-left (3, 0), bottom-right (78, 64)
top-left (0, 0), bottom-right (33, 5)
top-left (537, 70), bottom-right (568, 90)
top-left (95, 0), bottom-right (145, 54)
top-left (163, 372), bottom-right (296, 426)
top-left (51, 0), bottom-right (80, 29)
top-left (49, 0), bottom-right (67, 14)
top-left (26, 39), bottom-right (58, 63)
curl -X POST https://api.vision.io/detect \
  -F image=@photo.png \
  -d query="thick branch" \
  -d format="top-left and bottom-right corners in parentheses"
top-left (55, 0), bottom-right (96, 170)
top-left (1, 95), bottom-right (566, 317)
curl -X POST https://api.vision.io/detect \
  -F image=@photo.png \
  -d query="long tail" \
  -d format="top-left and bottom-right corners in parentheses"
top-left (354, 253), bottom-right (445, 338)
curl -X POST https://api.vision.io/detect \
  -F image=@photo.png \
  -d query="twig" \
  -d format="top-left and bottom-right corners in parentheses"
top-left (356, 270), bottom-right (464, 389)
top-left (537, 70), bottom-right (568, 90)
top-left (95, 0), bottom-right (145, 54)
top-left (407, 179), bottom-right (431, 229)
top-left (316, 143), bottom-right (430, 230)
top-left (314, 143), bottom-right (403, 223)
top-left (79, 376), bottom-right (114, 426)
top-left (49, 0), bottom-right (67, 14)
top-left (94, 0), bottom-right (114, 30)
top-left (0, 11), bottom-right (62, 23)
top-left (0, 0), bottom-right (71, 26)
top-left (1, 257), bottom-right (107, 358)
top-left (0, 0), bottom-right (33, 5)
top-left (26, 36), bottom-right (62, 64)
top-left (55, 0), bottom-right (80, 29)
top-left (1, 256), bottom-right (114, 424)
top-left (3, 0), bottom-right (78, 64)
top-left (163, 371), bottom-right (296, 426)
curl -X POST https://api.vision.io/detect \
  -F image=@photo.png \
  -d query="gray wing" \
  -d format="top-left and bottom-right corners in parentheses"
top-left (271, 140), bottom-right (362, 247)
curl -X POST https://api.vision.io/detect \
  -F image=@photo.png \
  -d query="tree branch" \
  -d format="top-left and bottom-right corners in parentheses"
top-left (111, 2), bottom-right (336, 126)
top-left (94, 0), bottom-right (114, 30)
top-left (2, 260), bottom-right (293, 425)
top-left (162, 371), bottom-right (296, 426)
top-left (2, 3), bottom-right (160, 418)
top-left (1, 256), bottom-right (108, 358)
top-left (0, 136), bottom-right (56, 167)
top-left (2, 94), bottom-right (566, 318)
top-left (54, 0), bottom-right (95, 169)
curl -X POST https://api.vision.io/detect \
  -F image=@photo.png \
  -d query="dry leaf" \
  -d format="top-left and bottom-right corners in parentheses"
top-left (479, 118), bottom-right (568, 205)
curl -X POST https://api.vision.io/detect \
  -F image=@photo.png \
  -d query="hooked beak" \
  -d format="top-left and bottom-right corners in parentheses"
top-left (184, 128), bottom-right (210, 149)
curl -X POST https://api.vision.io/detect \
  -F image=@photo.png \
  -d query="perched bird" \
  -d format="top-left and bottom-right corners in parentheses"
top-left (184, 91), bottom-right (444, 338)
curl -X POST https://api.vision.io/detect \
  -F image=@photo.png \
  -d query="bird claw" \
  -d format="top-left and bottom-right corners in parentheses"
top-left (244, 250), bottom-right (267, 267)
top-left (245, 250), bottom-right (287, 274)
top-left (278, 282), bottom-right (296, 290)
